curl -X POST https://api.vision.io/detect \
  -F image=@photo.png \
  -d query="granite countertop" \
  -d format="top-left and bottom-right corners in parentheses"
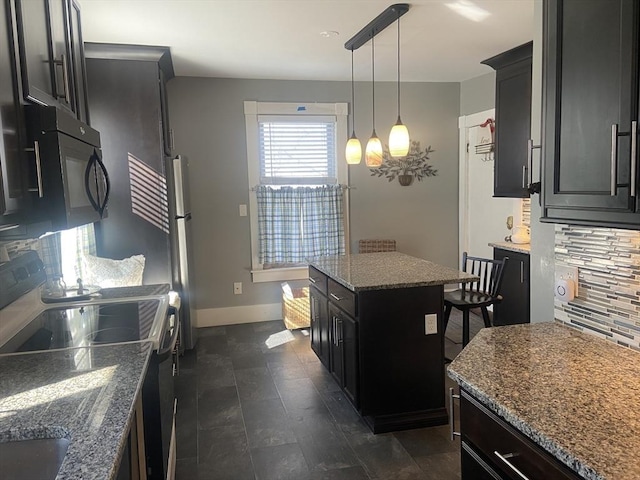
top-left (448, 322), bottom-right (640, 480)
top-left (309, 252), bottom-right (478, 292)
top-left (0, 343), bottom-right (152, 480)
top-left (489, 241), bottom-right (531, 254)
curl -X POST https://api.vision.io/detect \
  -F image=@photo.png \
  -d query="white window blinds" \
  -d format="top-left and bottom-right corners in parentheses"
top-left (258, 115), bottom-right (337, 185)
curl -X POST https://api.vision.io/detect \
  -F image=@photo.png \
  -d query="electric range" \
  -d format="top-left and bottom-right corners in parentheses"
top-left (0, 250), bottom-right (179, 480)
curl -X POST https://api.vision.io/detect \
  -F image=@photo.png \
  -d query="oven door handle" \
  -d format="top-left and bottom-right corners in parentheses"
top-left (156, 313), bottom-right (179, 361)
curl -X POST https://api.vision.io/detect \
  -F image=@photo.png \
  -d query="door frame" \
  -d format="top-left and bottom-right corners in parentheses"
top-left (458, 108), bottom-right (495, 264)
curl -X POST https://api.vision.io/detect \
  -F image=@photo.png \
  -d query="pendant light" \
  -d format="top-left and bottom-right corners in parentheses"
top-left (388, 11), bottom-right (410, 158)
top-left (365, 34), bottom-right (383, 168)
top-left (345, 49), bottom-right (362, 164)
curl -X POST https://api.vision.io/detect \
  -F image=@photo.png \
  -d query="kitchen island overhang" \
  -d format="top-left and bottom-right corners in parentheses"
top-left (308, 252), bottom-right (478, 433)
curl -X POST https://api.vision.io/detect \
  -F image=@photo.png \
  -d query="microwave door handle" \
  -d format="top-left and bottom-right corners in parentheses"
top-left (84, 151), bottom-right (101, 213)
top-left (95, 153), bottom-right (111, 218)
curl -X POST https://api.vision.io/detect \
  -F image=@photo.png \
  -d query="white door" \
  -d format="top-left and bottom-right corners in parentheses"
top-left (458, 109), bottom-right (522, 262)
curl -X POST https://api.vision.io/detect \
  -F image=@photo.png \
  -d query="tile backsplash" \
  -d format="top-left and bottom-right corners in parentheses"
top-left (554, 225), bottom-right (640, 350)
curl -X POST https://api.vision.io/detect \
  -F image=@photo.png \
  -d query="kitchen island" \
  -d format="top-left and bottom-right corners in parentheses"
top-left (448, 322), bottom-right (640, 480)
top-left (309, 252), bottom-right (477, 433)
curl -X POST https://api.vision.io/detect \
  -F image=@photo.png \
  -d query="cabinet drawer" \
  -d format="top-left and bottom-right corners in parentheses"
top-left (461, 390), bottom-right (580, 480)
top-left (328, 279), bottom-right (356, 317)
top-left (308, 266), bottom-right (327, 294)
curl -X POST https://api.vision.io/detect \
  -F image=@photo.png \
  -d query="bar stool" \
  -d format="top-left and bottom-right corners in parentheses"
top-left (444, 252), bottom-right (509, 347)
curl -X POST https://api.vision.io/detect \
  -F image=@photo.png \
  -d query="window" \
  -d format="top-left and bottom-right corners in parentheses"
top-left (245, 101), bottom-right (349, 282)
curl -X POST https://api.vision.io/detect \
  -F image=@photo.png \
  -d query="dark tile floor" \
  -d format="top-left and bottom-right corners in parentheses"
top-left (175, 310), bottom-right (484, 480)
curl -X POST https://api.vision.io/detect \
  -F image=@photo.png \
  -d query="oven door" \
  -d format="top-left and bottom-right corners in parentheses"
top-left (142, 309), bottom-right (179, 480)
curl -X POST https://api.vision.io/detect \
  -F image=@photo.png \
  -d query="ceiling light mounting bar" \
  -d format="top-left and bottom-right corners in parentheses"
top-left (344, 3), bottom-right (410, 51)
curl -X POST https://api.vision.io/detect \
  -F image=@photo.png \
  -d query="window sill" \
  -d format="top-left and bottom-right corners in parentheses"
top-left (251, 266), bottom-right (309, 283)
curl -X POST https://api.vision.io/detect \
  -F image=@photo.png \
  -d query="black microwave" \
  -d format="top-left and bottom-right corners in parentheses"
top-left (26, 106), bottom-right (110, 231)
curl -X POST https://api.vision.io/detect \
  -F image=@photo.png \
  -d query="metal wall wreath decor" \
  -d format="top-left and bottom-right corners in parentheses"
top-left (369, 140), bottom-right (437, 186)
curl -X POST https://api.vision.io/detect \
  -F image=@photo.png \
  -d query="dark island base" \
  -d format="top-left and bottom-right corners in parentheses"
top-left (364, 408), bottom-right (449, 434)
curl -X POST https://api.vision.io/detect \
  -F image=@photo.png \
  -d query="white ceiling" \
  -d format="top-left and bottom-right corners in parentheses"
top-left (79, 0), bottom-right (534, 83)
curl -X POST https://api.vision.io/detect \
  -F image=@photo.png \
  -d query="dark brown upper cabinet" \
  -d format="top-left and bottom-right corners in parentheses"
top-left (542, 0), bottom-right (640, 228)
top-left (482, 42), bottom-right (533, 198)
top-left (12, 0), bottom-right (88, 121)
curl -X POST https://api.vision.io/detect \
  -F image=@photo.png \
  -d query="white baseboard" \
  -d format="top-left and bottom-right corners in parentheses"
top-left (195, 302), bottom-right (282, 327)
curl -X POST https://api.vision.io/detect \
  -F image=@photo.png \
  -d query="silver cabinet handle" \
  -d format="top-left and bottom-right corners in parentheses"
top-left (54, 55), bottom-right (70, 104)
top-left (494, 451), bottom-right (530, 480)
top-left (34, 141), bottom-right (43, 198)
top-left (631, 120), bottom-right (637, 198)
top-left (309, 276), bottom-right (316, 283)
top-left (526, 139), bottom-right (542, 193)
top-left (449, 387), bottom-right (460, 441)
top-left (611, 124), bottom-right (619, 196)
top-left (337, 319), bottom-right (343, 345)
top-left (521, 165), bottom-right (527, 189)
top-left (0, 224), bottom-right (19, 232)
top-left (330, 293), bottom-right (342, 301)
top-left (520, 261), bottom-right (524, 284)
top-left (61, 54), bottom-right (70, 104)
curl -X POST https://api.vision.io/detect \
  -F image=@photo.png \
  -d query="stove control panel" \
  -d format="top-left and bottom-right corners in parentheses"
top-left (0, 250), bottom-right (46, 309)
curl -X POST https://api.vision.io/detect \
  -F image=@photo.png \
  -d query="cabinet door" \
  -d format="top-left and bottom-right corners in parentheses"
top-left (68, 0), bottom-right (88, 123)
top-left (494, 57), bottom-right (532, 198)
top-left (492, 249), bottom-right (530, 326)
top-left (341, 312), bottom-right (358, 408)
top-left (47, 0), bottom-right (72, 110)
top-left (309, 286), bottom-right (329, 367)
top-left (482, 42), bottom-right (532, 199)
top-left (0, 0), bottom-right (32, 221)
top-left (543, 0), bottom-right (640, 224)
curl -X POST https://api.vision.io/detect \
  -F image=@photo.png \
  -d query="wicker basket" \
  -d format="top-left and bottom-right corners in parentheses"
top-left (281, 283), bottom-right (310, 330)
top-left (358, 239), bottom-right (397, 253)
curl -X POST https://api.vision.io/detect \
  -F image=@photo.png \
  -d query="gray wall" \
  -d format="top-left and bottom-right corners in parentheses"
top-left (529, 0), bottom-right (555, 322)
top-left (460, 72), bottom-right (495, 116)
top-left (167, 78), bottom-right (460, 311)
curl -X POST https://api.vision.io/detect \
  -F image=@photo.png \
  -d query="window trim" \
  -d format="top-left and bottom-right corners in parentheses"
top-left (244, 101), bottom-right (349, 283)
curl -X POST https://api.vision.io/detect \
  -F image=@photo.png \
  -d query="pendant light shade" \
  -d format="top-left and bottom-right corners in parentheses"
top-left (346, 49), bottom-right (362, 164)
top-left (389, 120), bottom-right (410, 157)
top-left (388, 10), bottom-right (410, 158)
top-left (365, 35), bottom-right (383, 167)
top-left (365, 131), bottom-right (383, 167)
top-left (346, 135), bottom-right (363, 164)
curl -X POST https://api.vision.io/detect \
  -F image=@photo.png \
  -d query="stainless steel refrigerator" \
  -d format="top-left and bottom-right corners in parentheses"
top-left (169, 155), bottom-right (197, 351)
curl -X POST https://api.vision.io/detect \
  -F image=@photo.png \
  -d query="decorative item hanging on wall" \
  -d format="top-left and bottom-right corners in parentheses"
top-left (369, 140), bottom-right (437, 186)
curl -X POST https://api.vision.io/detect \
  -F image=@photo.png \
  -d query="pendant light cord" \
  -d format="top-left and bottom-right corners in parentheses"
top-left (371, 34), bottom-right (375, 129)
top-left (396, 14), bottom-right (401, 118)
top-left (351, 49), bottom-right (356, 133)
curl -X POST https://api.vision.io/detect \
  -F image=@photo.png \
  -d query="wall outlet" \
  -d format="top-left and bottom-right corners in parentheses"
top-left (425, 314), bottom-right (438, 335)
top-left (239, 204), bottom-right (248, 217)
top-left (233, 282), bottom-right (243, 294)
top-left (555, 265), bottom-right (579, 296)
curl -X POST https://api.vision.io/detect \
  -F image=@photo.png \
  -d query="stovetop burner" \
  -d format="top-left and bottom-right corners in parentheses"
top-left (0, 298), bottom-right (164, 354)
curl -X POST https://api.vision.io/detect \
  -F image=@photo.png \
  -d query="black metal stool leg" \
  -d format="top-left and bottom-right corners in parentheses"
top-left (443, 304), bottom-right (453, 331)
top-left (480, 307), bottom-right (491, 328)
top-left (462, 309), bottom-right (470, 347)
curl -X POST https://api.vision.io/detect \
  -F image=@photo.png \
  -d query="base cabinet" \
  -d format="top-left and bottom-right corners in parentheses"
top-left (460, 389), bottom-right (580, 480)
top-left (492, 248), bottom-right (530, 325)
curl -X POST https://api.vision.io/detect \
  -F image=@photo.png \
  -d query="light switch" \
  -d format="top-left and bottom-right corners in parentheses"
top-left (239, 204), bottom-right (247, 217)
